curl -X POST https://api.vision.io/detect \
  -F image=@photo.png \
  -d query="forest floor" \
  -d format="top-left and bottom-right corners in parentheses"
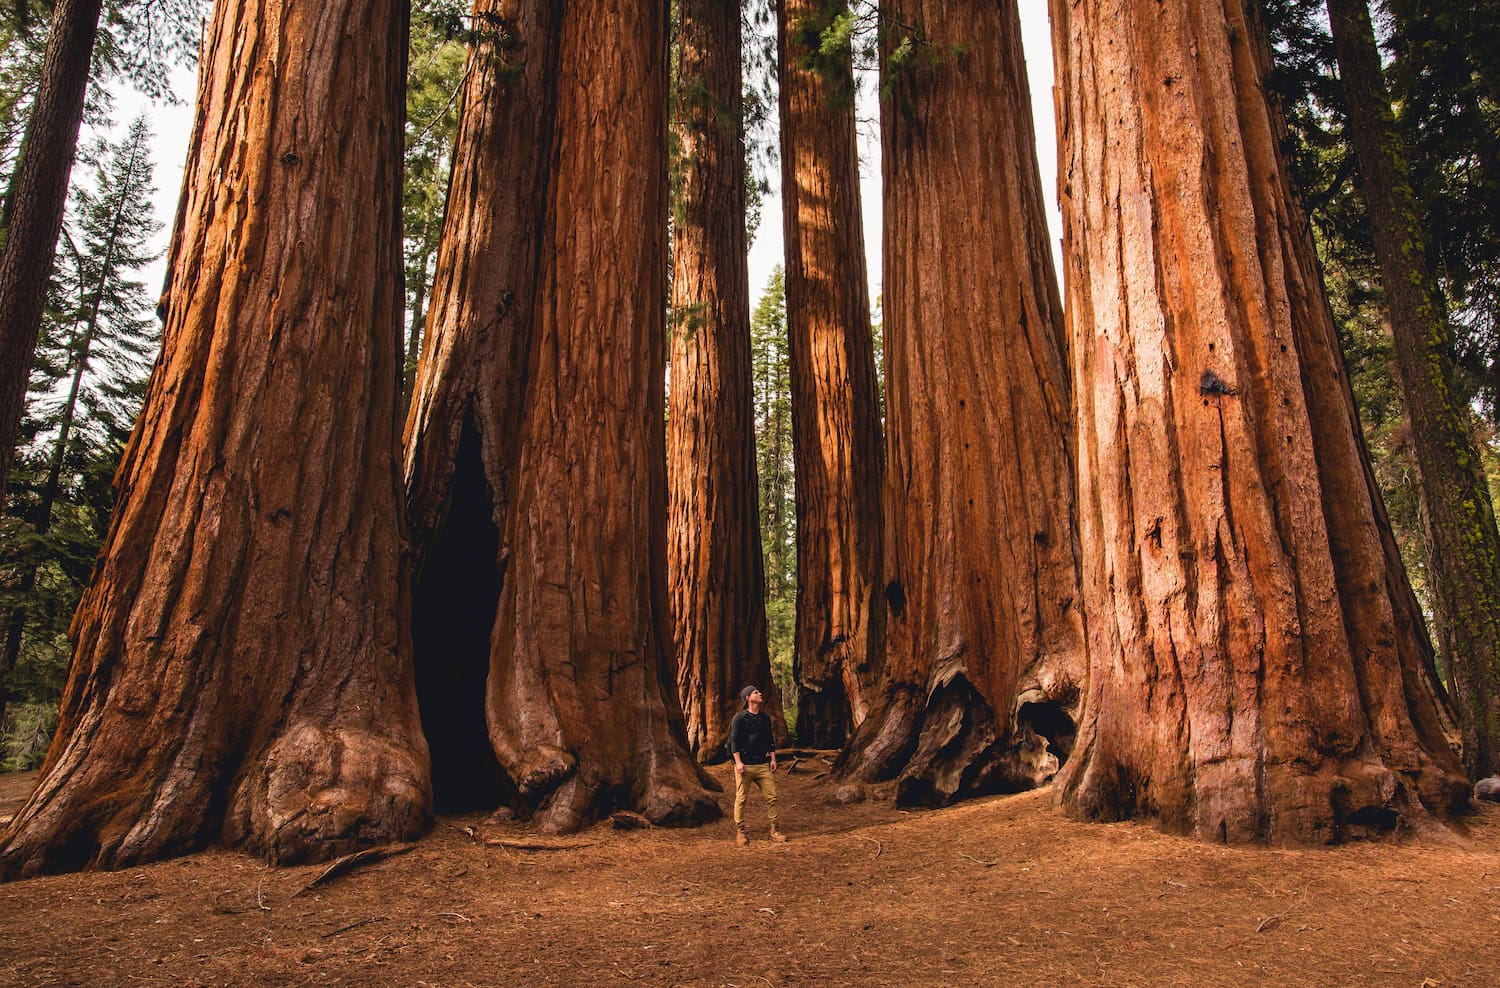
top-left (0, 758), bottom-right (1498, 987)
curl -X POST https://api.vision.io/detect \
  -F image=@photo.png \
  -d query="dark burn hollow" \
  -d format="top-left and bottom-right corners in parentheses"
top-left (1017, 699), bottom-right (1077, 769)
top-left (412, 417), bottom-right (506, 813)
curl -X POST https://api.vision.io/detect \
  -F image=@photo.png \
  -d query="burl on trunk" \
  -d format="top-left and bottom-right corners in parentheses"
top-left (836, 0), bottom-right (1088, 805)
top-left (403, 0), bottom-right (718, 832)
top-left (0, 0), bottom-right (431, 878)
top-left (1051, 0), bottom-right (1468, 841)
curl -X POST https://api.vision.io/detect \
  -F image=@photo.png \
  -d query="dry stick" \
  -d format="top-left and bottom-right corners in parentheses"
top-left (853, 834), bottom-right (882, 858)
top-left (484, 837), bottom-right (601, 851)
top-left (959, 852), bottom-right (998, 867)
top-left (321, 916), bottom-right (388, 939)
top-left (1255, 910), bottom-right (1294, 933)
top-left (293, 843), bottom-right (416, 896)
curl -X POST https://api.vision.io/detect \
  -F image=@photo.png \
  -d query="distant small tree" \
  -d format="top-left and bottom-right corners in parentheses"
top-left (401, 0), bottom-right (466, 403)
top-left (0, 0), bottom-right (200, 508)
top-left (1327, 0), bottom-right (1500, 778)
top-left (750, 267), bottom-right (797, 717)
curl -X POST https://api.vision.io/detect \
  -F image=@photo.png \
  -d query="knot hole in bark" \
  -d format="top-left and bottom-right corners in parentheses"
top-left (885, 580), bottom-right (906, 615)
top-left (1199, 370), bottom-right (1237, 397)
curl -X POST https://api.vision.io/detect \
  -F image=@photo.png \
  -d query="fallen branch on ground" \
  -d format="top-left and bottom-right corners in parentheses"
top-left (293, 844), bottom-right (416, 896)
top-left (485, 837), bottom-right (601, 851)
top-left (320, 916), bottom-right (388, 939)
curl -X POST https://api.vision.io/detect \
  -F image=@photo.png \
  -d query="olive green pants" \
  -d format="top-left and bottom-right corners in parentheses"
top-left (733, 763), bottom-right (778, 828)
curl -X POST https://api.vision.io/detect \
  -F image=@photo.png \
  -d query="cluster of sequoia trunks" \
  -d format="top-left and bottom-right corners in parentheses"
top-left (0, 0), bottom-right (1473, 878)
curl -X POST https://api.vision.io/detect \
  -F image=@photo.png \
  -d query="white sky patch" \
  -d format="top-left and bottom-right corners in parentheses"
top-left (119, 6), bottom-right (1061, 323)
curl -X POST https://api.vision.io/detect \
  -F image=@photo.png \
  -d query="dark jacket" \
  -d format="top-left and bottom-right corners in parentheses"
top-left (728, 708), bottom-right (774, 765)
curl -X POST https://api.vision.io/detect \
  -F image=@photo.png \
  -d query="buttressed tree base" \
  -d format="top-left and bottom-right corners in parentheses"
top-left (836, 0), bottom-right (1088, 806)
top-left (403, 0), bottom-right (718, 833)
top-left (778, 0), bottom-right (886, 748)
top-left (1050, 0), bottom-right (1468, 841)
top-left (0, 0), bottom-right (431, 879)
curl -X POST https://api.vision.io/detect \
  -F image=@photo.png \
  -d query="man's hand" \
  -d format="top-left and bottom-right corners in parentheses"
top-left (735, 757), bottom-right (745, 775)
top-left (770, 753), bottom-right (778, 772)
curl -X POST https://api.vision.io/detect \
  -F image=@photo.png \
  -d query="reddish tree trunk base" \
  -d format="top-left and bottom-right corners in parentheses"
top-left (1050, 0), bottom-right (1468, 842)
top-left (835, 0), bottom-right (1088, 807)
top-left (403, 0), bottom-right (718, 832)
top-left (0, 0), bottom-right (431, 879)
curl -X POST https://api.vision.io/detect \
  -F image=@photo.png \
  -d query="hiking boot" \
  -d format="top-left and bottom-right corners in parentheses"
top-left (769, 827), bottom-right (788, 843)
top-left (735, 829), bottom-right (749, 847)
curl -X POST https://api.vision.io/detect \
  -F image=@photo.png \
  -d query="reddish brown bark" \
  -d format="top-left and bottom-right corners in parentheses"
top-left (667, 0), bottom-right (786, 760)
top-left (835, 0), bottom-right (1087, 806)
top-left (0, 0), bottom-right (431, 878)
top-left (777, 0), bottom-right (884, 747)
top-left (0, 0), bottom-right (103, 509)
top-left (1327, 0), bottom-right (1500, 779)
top-left (404, 0), bottom-right (719, 831)
top-left (1051, 0), bottom-right (1469, 841)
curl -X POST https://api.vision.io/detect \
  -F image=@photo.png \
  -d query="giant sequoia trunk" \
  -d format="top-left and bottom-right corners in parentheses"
top-left (0, 0), bottom-right (431, 878)
top-left (403, 0), bottom-right (719, 831)
top-left (667, 0), bottom-right (786, 760)
top-left (1050, 0), bottom-right (1469, 841)
top-left (777, 0), bottom-right (884, 747)
top-left (1327, 0), bottom-right (1500, 779)
top-left (0, 0), bottom-right (104, 509)
top-left (836, 0), bottom-right (1087, 806)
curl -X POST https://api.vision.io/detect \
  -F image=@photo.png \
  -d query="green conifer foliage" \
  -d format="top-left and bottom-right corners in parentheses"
top-left (750, 266), bottom-right (796, 715)
top-left (0, 114), bottom-right (159, 765)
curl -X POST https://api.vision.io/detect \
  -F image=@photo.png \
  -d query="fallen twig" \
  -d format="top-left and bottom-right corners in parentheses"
top-left (959, 853), bottom-right (998, 867)
top-left (484, 837), bottom-right (601, 851)
top-left (1255, 910), bottom-right (1294, 933)
top-left (294, 843), bottom-right (416, 896)
top-left (853, 834), bottom-right (883, 859)
top-left (320, 916), bottom-right (388, 939)
top-left (435, 912), bottom-right (473, 923)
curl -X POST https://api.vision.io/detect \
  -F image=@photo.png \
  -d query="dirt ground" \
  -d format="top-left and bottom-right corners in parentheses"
top-left (0, 758), bottom-right (1497, 987)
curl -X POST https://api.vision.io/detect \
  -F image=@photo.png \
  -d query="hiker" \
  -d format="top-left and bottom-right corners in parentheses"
top-left (729, 685), bottom-right (786, 846)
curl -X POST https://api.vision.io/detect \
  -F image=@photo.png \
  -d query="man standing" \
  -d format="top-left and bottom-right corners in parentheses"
top-left (729, 685), bottom-right (786, 846)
